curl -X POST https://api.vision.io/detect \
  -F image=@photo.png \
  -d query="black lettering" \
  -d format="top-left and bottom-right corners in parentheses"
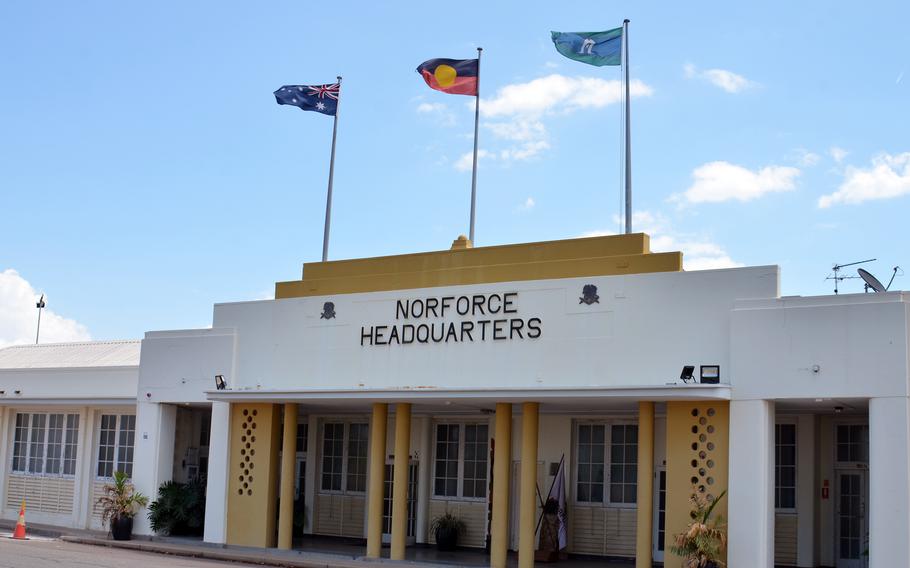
top-left (503, 292), bottom-right (518, 314)
top-left (388, 325), bottom-right (400, 345)
top-left (431, 322), bottom-right (445, 342)
top-left (488, 293), bottom-right (502, 314)
top-left (402, 324), bottom-right (415, 344)
top-left (416, 324), bottom-right (429, 343)
top-left (460, 321), bottom-right (474, 341)
top-left (396, 300), bottom-right (409, 320)
top-left (472, 295), bottom-right (486, 315)
top-left (426, 297), bottom-right (439, 318)
top-left (445, 322), bottom-right (458, 342)
top-left (441, 296), bottom-right (454, 317)
top-left (412, 299), bottom-right (425, 318)
top-left (375, 325), bottom-right (388, 345)
top-left (527, 317), bottom-right (542, 339)
top-left (493, 319), bottom-right (507, 340)
top-left (360, 326), bottom-right (373, 346)
top-left (456, 296), bottom-right (471, 315)
top-left (509, 318), bottom-right (524, 339)
top-left (478, 319), bottom-right (491, 340)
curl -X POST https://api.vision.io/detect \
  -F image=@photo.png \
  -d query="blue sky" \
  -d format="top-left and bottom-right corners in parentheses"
top-left (1, 1), bottom-right (908, 345)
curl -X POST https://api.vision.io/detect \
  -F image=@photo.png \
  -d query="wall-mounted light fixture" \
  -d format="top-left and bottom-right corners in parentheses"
top-left (680, 366), bottom-right (695, 383)
top-left (215, 375), bottom-right (226, 390)
top-left (700, 365), bottom-right (720, 384)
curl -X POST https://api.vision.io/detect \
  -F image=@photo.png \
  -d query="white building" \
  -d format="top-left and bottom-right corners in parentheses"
top-left (1, 233), bottom-right (908, 568)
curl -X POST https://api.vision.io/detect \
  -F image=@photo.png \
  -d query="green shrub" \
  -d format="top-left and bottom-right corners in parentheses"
top-left (147, 478), bottom-right (206, 536)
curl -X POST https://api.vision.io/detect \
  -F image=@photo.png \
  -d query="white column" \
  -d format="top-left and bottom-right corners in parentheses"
top-left (869, 396), bottom-right (910, 567)
top-left (303, 414), bottom-right (318, 535)
top-left (204, 401), bottom-right (231, 544)
top-left (415, 415), bottom-right (431, 544)
top-left (77, 408), bottom-right (98, 528)
top-left (0, 408), bottom-right (9, 518)
top-left (795, 414), bottom-right (816, 567)
top-left (133, 402), bottom-right (177, 535)
top-left (728, 399), bottom-right (775, 567)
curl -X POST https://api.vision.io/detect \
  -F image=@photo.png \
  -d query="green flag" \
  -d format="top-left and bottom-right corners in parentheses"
top-left (551, 28), bottom-right (623, 66)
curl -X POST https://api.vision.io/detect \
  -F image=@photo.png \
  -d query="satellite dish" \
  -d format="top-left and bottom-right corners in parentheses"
top-left (857, 268), bottom-right (886, 293)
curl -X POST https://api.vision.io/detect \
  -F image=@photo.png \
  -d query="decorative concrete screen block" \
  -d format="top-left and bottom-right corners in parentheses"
top-left (227, 403), bottom-right (280, 548)
top-left (665, 401), bottom-right (729, 566)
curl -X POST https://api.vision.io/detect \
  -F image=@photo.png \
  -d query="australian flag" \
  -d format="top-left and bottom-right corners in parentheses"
top-left (274, 83), bottom-right (339, 116)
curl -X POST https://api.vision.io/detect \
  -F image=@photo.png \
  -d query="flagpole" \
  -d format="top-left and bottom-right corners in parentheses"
top-left (622, 20), bottom-right (632, 234)
top-left (322, 76), bottom-right (342, 262)
top-left (469, 47), bottom-right (482, 244)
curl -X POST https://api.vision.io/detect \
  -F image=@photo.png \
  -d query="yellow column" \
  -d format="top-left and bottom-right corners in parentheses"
top-left (391, 403), bottom-right (412, 560)
top-left (491, 403), bottom-right (512, 568)
top-left (635, 402), bottom-right (655, 567)
top-left (277, 404), bottom-right (298, 549)
top-left (518, 402), bottom-right (539, 568)
top-left (366, 403), bottom-right (388, 558)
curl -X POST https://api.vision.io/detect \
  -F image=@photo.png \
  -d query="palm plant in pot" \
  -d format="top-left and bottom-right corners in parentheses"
top-left (97, 470), bottom-right (149, 541)
top-left (430, 512), bottom-right (465, 551)
top-left (670, 489), bottom-right (727, 568)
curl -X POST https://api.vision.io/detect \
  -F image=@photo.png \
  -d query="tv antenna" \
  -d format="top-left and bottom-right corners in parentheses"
top-left (825, 259), bottom-right (875, 294)
top-left (857, 266), bottom-right (903, 293)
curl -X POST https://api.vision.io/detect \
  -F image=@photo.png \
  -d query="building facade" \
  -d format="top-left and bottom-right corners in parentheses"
top-left (1, 233), bottom-right (908, 568)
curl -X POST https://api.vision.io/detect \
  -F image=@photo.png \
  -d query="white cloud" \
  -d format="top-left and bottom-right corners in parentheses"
top-left (0, 269), bottom-right (91, 348)
top-left (454, 149), bottom-right (492, 172)
top-left (818, 152), bottom-right (910, 208)
top-left (516, 197), bottom-right (535, 212)
top-left (677, 161), bottom-right (800, 204)
top-left (480, 74), bottom-right (652, 117)
top-left (684, 63), bottom-right (756, 93)
top-left (453, 74), bottom-right (652, 171)
top-left (793, 148), bottom-right (821, 167)
top-left (580, 211), bottom-right (743, 271)
top-left (829, 146), bottom-right (849, 163)
top-left (416, 102), bottom-right (455, 127)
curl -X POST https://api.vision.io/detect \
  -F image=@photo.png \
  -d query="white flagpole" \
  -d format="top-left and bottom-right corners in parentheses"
top-left (622, 20), bottom-right (632, 234)
top-left (322, 76), bottom-right (342, 262)
top-left (469, 47), bottom-right (482, 244)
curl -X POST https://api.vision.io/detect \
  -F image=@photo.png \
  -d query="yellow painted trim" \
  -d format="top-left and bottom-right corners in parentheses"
top-left (518, 402), bottom-right (539, 568)
top-left (390, 403), bottom-right (411, 560)
top-left (277, 403), bottom-right (298, 550)
top-left (366, 403), bottom-right (387, 558)
top-left (635, 402), bottom-right (655, 567)
top-left (226, 403), bottom-right (281, 548)
top-left (491, 403), bottom-right (512, 568)
top-left (665, 401), bottom-right (729, 567)
top-left (276, 233), bottom-right (681, 298)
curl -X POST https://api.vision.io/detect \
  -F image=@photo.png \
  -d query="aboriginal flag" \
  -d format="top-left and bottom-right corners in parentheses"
top-left (416, 58), bottom-right (478, 96)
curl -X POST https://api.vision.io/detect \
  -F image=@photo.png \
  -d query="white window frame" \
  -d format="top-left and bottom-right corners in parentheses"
top-left (573, 419), bottom-right (639, 509)
top-left (431, 421), bottom-right (490, 502)
top-left (318, 419), bottom-right (369, 495)
top-left (774, 421), bottom-right (798, 513)
top-left (10, 411), bottom-right (80, 478)
top-left (95, 413), bottom-right (136, 480)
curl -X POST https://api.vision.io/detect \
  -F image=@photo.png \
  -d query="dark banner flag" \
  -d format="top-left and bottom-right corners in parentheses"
top-left (416, 58), bottom-right (479, 96)
top-left (274, 83), bottom-right (340, 115)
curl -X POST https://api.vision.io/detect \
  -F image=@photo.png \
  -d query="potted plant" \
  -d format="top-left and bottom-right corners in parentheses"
top-left (670, 489), bottom-right (727, 568)
top-left (430, 512), bottom-right (465, 551)
top-left (97, 470), bottom-right (149, 541)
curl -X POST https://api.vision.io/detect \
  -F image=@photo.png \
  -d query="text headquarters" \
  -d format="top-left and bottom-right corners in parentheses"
top-left (360, 292), bottom-right (542, 346)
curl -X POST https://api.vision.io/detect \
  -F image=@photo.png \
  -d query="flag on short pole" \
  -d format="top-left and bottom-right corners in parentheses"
top-left (274, 83), bottom-right (340, 115)
top-left (416, 58), bottom-right (479, 95)
top-left (550, 28), bottom-right (623, 66)
top-left (546, 455), bottom-right (568, 550)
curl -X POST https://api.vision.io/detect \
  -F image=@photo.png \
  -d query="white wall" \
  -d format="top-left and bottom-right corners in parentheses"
top-left (0, 368), bottom-right (137, 401)
top-left (212, 267), bottom-right (778, 393)
top-left (138, 328), bottom-right (235, 404)
top-left (731, 293), bottom-right (909, 400)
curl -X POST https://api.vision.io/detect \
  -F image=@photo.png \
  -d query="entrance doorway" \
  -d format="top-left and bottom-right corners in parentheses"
top-left (835, 470), bottom-right (867, 567)
top-left (382, 462), bottom-right (417, 543)
top-left (652, 468), bottom-right (667, 562)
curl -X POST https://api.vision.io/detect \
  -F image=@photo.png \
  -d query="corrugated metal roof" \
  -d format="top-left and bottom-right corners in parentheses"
top-left (0, 340), bottom-right (141, 369)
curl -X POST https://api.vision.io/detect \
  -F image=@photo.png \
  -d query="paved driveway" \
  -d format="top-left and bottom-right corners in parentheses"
top-left (0, 537), bottom-right (264, 568)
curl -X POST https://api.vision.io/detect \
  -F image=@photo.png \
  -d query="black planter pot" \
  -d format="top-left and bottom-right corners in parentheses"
top-left (110, 516), bottom-right (134, 541)
top-left (435, 526), bottom-right (459, 551)
top-left (704, 561), bottom-right (719, 568)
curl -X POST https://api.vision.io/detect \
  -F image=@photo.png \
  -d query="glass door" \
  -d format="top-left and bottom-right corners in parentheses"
top-left (652, 468), bottom-right (666, 562)
top-left (835, 470), bottom-right (867, 567)
top-left (382, 461), bottom-right (418, 543)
